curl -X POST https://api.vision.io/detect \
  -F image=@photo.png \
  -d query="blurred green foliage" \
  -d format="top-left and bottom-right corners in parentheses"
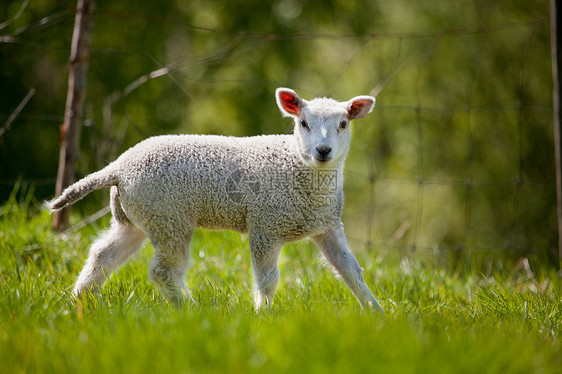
top-left (0, 0), bottom-right (557, 262)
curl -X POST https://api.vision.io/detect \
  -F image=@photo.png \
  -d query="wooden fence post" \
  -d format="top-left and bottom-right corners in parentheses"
top-left (551, 0), bottom-right (562, 261)
top-left (52, 0), bottom-right (95, 231)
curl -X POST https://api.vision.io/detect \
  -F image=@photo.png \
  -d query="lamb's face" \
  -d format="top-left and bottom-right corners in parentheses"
top-left (276, 88), bottom-right (376, 168)
top-left (294, 99), bottom-right (351, 166)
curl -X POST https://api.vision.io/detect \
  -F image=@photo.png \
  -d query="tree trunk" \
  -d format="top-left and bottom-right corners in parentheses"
top-left (52, 0), bottom-right (95, 231)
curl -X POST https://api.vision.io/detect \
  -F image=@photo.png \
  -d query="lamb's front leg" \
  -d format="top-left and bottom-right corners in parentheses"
top-left (249, 233), bottom-right (282, 310)
top-left (314, 224), bottom-right (384, 313)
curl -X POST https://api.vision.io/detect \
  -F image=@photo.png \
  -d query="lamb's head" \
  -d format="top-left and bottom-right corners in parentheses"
top-left (276, 88), bottom-right (375, 167)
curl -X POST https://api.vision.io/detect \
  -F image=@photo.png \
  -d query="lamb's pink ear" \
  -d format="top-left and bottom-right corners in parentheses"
top-left (276, 88), bottom-right (303, 117)
top-left (347, 96), bottom-right (376, 119)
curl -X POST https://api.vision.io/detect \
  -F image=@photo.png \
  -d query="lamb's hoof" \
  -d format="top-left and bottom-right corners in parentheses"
top-left (364, 299), bottom-right (385, 315)
top-left (168, 289), bottom-right (197, 307)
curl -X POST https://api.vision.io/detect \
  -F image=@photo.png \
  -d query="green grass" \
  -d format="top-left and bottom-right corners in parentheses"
top-left (1, 193), bottom-right (561, 373)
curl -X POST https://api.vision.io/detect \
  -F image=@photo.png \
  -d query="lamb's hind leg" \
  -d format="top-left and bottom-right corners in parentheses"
top-left (314, 224), bottom-right (384, 313)
top-left (149, 226), bottom-right (194, 305)
top-left (74, 220), bottom-right (146, 297)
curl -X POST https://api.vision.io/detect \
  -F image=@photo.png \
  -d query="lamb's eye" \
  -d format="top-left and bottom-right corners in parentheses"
top-left (339, 120), bottom-right (348, 129)
top-left (300, 119), bottom-right (309, 129)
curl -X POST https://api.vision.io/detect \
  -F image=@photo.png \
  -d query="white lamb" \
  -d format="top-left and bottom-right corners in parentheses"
top-left (47, 88), bottom-right (384, 313)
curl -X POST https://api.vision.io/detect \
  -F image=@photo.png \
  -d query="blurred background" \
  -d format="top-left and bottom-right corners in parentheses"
top-left (0, 0), bottom-right (557, 268)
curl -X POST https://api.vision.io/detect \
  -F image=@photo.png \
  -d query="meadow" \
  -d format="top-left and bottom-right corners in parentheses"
top-left (1, 190), bottom-right (561, 374)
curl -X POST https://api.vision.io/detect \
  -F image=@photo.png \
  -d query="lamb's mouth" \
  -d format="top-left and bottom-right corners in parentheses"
top-left (315, 156), bottom-right (331, 163)
top-left (312, 155), bottom-right (334, 166)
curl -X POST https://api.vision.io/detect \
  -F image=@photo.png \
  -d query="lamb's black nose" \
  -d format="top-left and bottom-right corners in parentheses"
top-left (316, 145), bottom-right (332, 159)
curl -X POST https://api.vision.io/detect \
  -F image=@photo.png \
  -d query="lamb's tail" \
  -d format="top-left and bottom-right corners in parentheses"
top-left (45, 167), bottom-right (119, 212)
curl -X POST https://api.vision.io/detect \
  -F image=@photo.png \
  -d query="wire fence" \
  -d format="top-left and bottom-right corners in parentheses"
top-left (343, 18), bottom-right (555, 257)
top-left (0, 4), bottom-right (557, 262)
